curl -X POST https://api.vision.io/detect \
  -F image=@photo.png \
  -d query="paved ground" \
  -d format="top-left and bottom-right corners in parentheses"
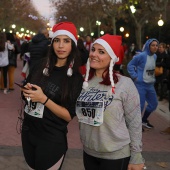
top-left (0, 57), bottom-right (170, 170)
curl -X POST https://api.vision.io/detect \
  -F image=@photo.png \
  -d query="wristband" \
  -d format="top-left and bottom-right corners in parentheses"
top-left (43, 97), bottom-right (49, 105)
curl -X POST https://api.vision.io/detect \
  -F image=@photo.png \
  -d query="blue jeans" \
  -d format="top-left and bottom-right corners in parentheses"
top-left (135, 82), bottom-right (158, 122)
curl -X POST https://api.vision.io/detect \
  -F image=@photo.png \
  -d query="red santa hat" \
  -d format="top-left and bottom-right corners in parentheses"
top-left (52, 22), bottom-right (78, 45)
top-left (83, 34), bottom-right (122, 94)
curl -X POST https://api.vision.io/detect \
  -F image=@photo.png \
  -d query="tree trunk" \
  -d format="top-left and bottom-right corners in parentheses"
top-left (135, 24), bottom-right (142, 50)
top-left (112, 16), bottom-right (116, 35)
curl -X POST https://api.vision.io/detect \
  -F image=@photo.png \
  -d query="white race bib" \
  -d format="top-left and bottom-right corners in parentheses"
top-left (76, 100), bottom-right (104, 126)
top-left (25, 102), bottom-right (44, 118)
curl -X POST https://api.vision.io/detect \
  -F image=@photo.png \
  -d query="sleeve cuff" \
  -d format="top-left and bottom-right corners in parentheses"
top-left (130, 152), bottom-right (145, 164)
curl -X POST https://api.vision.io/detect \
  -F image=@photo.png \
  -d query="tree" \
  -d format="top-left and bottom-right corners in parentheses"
top-left (51, 0), bottom-right (105, 36)
top-left (0, 0), bottom-right (46, 33)
top-left (100, 0), bottom-right (123, 35)
top-left (51, 0), bottom-right (169, 48)
top-left (123, 0), bottom-right (169, 49)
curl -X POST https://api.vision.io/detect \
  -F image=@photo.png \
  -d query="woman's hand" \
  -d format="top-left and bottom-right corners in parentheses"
top-left (21, 83), bottom-right (47, 104)
top-left (128, 163), bottom-right (146, 170)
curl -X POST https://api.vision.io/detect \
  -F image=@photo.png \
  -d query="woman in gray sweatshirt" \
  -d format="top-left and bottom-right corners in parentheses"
top-left (76, 34), bottom-right (145, 170)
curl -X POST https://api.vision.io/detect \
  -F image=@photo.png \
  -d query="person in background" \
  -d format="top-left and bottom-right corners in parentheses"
top-left (6, 33), bottom-right (20, 90)
top-left (127, 43), bottom-right (137, 60)
top-left (20, 40), bottom-right (30, 67)
top-left (84, 35), bottom-right (92, 52)
top-left (77, 38), bottom-right (89, 76)
top-left (29, 27), bottom-right (50, 73)
top-left (76, 34), bottom-right (145, 170)
top-left (20, 22), bottom-right (83, 170)
top-left (127, 38), bottom-right (159, 129)
top-left (13, 33), bottom-right (21, 53)
top-left (155, 43), bottom-right (169, 101)
top-left (114, 42), bottom-right (125, 75)
top-left (0, 32), bottom-right (14, 94)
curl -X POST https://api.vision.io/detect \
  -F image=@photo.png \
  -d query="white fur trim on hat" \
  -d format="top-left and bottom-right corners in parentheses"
top-left (67, 60), bottom-right (74, 77)
top-left (94, 39), bottom-right (119, 63)
top-left (108, 59), bottom-right (115, 95)
top-left (82, 58), bottom-right (90, 89)
top-left (52, 30), bottom-right (77, 45)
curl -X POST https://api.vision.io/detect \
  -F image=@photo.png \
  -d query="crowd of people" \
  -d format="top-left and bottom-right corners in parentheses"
top-left (0, 21), bottom-right (170, 170)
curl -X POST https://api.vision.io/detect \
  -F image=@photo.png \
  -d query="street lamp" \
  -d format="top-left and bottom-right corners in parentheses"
top-left (12, 24), bottom-right (16, 29)
top-left (130, 5), bottom-right (136, 14)
top-left (100, 30), bottom-right (104, 35)
top-left (11, 24), bottom-right (16, 33)
top-left (158, 19), bottom-right (164, 41)
top-left (91, 32), bottom-right (94, 36)
top-left (80, 27), bottom-right (84, 36)
top-left (21, 28), bottom-right (24, 32)
top-left (96, 20), bottom-right (101, 38)
top-left (80, 27), bottom-right (84, 32)
top-left (119, 27), bottom-right (124, 32)
top-left (125, 33), bottom-right (129, 38)
top-left (119, 27), bottom-right (124, 39)
top-left (158, 19), bottom-right (164, 27)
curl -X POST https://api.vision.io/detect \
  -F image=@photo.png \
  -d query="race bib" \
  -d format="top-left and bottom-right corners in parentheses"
top-left (25, 102), bottom-right (44, 118)
top-left (76, 100), bottom-right (104, 126)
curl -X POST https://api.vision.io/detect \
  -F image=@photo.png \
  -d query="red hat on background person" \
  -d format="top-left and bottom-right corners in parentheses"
top-left (83, 34), bottom-right (122, 94)
top-left (51, 22), bottom-right (78, 45)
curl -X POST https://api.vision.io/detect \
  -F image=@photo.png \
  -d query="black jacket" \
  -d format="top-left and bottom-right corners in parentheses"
top-left (29, 33), bottom-right (50, 71)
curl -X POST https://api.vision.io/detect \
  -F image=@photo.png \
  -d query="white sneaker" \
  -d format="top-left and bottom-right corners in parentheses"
top-left (142, 121), bottom-right (154, 129)
top-left (4, 89), bottom-right (10, 94)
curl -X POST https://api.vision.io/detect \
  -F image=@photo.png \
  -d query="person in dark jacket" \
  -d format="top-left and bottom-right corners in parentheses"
top-left (20, 22), bottom-right (83, 170)
top-left (155, 43), bottom-right (169, 101)
top-left (77, 38), bottom-right (89, 76)
top-left (29, 27), bottom-right (50, 73)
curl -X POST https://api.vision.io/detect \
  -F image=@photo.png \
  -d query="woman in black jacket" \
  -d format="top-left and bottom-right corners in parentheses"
top-left (20, 22), bottom-right (83, 170)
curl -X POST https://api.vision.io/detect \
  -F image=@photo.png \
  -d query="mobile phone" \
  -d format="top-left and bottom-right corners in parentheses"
top-left (14, 82), bottom-right (29, 90)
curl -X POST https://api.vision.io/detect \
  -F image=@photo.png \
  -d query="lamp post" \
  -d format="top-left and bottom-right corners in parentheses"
top-left (96, 20), bottom-right (101, 38)
top-left (158, 19), bottom-right (164, 41)
top-left (125, 33), bottom-right (129, 38)
top-left (80, 27), bottom-right (84, 37)
top-left (91, 32), bottom-right (94, 37)
top-left (12, 24), bottom-right (16, 29)
top-left (21, 28), bottom-right (24, 32)
top-left (100, 30), bottom-right (104, 35)
top-left (130, 5), bottom-right (136, 14)
top-left (119, 27), bottom-right (124, 33)
top-left (12, 24), bottom-right (16, 33)
top-left (119, 27), bottom-right (124, 40)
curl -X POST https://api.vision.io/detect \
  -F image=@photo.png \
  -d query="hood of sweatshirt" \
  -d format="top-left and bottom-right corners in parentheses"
top-left (142, 38), bottom-right (159, 56)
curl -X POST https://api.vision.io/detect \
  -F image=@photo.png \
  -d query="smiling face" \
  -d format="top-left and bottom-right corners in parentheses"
top-left (89, 43), bottom-right (111, 77)
top-left (53, 35), bottom-right (72, 66)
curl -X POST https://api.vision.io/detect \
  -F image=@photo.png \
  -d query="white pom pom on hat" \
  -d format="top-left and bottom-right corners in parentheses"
top-left (52, 22), bottom-right (78, 76)
top-left (83, 34), bottom-right (122, 94)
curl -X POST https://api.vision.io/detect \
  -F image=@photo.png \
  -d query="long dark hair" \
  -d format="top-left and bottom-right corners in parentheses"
top-left (0, 33), bottom-right (6, 52)
top-left (26, 39), bottom-right (82, 107)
